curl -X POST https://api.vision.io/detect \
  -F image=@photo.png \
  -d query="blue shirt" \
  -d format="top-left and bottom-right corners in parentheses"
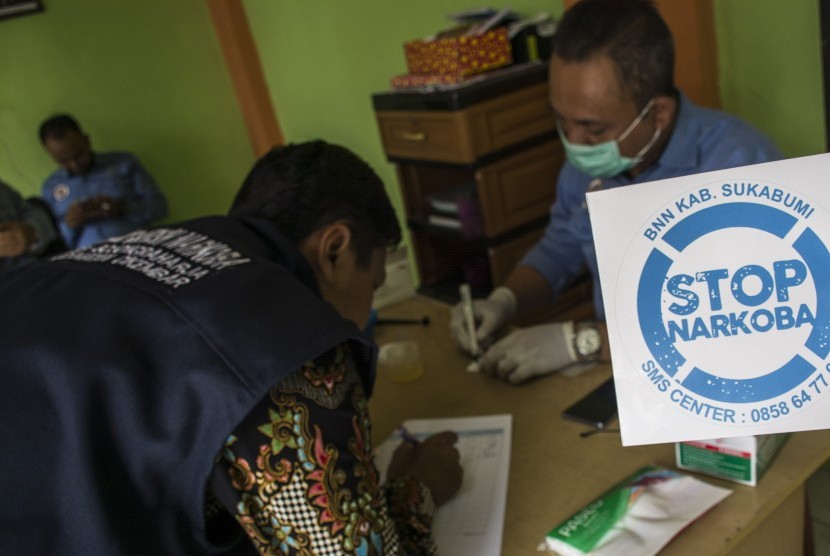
top-left (521, 93), bottom-right (782, 319)
top-left (42, 151), bottom-right (167, 249)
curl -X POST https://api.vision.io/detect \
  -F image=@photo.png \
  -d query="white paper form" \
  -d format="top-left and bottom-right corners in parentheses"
top-left (374, 414), bottom-right (512, 556)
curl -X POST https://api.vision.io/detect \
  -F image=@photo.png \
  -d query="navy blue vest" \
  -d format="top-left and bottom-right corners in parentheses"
top-left (0, 216), bottom-right (375, 554)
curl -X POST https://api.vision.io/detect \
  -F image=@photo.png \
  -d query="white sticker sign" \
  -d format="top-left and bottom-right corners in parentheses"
top-left (587, 153), bottom-right (830, 446)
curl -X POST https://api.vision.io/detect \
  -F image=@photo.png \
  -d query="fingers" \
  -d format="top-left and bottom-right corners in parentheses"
top-left (393, 440), bottom-right (418, 457)
top-left (395, 430), bottom-right (463, 506)
top-left (449, 304), bottom-right (475, 355)
top-left (423, 430), bottom-right (458, 447)
top-left (473, 303), bottom-right (499, 341)
top-left (477, 336), bottom-right (511, 377)
top-left (385, 440), bottom-right (417, 481)
top-left (507, 363), bottom-right (537, 385)
top-left (65, 202), bottom-right (87, 228)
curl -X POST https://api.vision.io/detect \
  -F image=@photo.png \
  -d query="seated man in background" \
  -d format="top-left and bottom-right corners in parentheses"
top-left (0, 178), bottom-right (59, 276)
top-left (0, 140), bottom-right (461, 555)
top-left (451, 0), bottom-right (782, 384)
top-left (39, 113), bottom-right (168, 249)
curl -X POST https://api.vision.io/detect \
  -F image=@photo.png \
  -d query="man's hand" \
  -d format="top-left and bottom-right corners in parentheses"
top-left (478, 321), bottom-right (577, 384)
top-left (0, 221), bottom-right (35, 258)
top-left (450, 286), bottom-right (517, 357)
top-left (386, 430), bottom-right (462, 506)
top-left (65, 195), bottom-right (123, 228)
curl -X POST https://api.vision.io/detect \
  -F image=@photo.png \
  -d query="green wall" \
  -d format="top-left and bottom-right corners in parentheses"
top-left (244, 0), bottom-right (826, 238)
top-left (243, 0), bottom-right (565, 240)
top-left (0, 0), bottom-right (254, 222)
top-left (714, 0), bottom-right (826, 157)
top-left (0, 1), bottom-right (825, 231)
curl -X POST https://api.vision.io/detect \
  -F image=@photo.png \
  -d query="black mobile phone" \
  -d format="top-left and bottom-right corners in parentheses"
top-left (561, 378), bottom-right (618, 429)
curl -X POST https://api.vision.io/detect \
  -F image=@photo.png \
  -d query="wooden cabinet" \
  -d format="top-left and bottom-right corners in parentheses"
top-left (373, 63), bottom-right (593, 320)
top-left (376, 82), bottom-right (555, 164)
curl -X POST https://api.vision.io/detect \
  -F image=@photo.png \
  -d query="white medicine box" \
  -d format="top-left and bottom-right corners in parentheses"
top-left (675, 434), bottom-right (790, 486)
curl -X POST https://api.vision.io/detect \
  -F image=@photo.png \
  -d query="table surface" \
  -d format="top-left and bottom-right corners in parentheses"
top-left (370, 296), bottom-right (830, 555)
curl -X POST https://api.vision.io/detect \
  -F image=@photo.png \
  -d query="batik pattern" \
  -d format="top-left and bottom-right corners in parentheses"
top-left (210, 341), bottom-right (437, 555)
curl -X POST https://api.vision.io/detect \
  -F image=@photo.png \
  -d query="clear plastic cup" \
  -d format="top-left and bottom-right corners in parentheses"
top-left (378, 341), bottom-right (424, 383)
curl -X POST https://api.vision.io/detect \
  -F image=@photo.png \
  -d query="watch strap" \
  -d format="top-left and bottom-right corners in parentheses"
top-left (561, 320), bottom-right (577, 363)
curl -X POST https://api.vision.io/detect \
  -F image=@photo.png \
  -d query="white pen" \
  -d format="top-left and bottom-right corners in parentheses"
top-left (459, 283), bottom-right (480, 359)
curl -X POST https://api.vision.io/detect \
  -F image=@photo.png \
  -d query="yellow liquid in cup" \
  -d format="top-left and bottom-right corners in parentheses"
top-left (379, 341), bottom-right (424, 383)
top-left (387, 360), bottom-right (425, 383)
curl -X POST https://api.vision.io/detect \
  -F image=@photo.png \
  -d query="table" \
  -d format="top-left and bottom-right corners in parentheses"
top-left (371, 296), bottom-right (830, 555)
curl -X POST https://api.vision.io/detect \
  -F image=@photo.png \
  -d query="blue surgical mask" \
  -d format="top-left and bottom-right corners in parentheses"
top-left (559, 99), bottom-right (660, 178)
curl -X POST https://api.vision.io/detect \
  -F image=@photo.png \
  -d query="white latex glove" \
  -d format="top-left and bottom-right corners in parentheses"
top-left (449, 286), bottom-right (517, 357)
top-left (478, 321), bottom-right (576, 384)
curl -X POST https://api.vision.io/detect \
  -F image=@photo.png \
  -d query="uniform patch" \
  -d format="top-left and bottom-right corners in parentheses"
top-left (53, 183), bottom-right (70, 202)
top-left (52, 227), bottom-right (252, 289)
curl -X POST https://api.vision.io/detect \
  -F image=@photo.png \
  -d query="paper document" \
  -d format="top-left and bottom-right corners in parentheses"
top-left (375, 414), bottom-right (512, 556)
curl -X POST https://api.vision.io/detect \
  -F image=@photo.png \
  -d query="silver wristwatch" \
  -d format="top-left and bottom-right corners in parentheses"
top-left (573, 321), bottom-right (602, 361)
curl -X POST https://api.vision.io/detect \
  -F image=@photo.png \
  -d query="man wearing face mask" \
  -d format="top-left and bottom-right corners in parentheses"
top-left (450, 0), bottom-right (781, 384)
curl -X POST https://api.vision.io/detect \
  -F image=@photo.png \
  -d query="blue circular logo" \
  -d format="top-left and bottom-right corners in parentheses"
top-left (616, 180), bottom-right (830, 428)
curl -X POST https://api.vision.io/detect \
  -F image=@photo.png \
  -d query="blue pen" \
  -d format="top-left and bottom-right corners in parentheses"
top-left (397, 425), bottom-right (421, 445)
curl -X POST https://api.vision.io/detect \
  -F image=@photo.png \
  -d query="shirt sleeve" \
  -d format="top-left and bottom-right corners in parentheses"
top-left (121, 155), bottom-right (168, 225)
top-left (40, 176), bottom-right (78, 249)
top-left (19, 198), bottom-right (58, 255)
top-left (207, 342), bottom-right (437, 555)
top-left (519, 167), bottom-right (590, 299)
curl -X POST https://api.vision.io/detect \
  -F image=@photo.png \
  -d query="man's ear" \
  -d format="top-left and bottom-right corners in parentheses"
top-left (652, 94), bottom-right (677, 132)
top-left (314, 222), bottom-right (353, 284)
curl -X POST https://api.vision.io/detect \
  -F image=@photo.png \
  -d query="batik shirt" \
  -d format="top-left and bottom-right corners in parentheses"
top-left (209, 341), bottom-right (437, 556)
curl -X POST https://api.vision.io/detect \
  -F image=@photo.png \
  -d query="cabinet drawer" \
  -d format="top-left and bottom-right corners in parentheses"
top-left (476, 139), bottom-right (563, 237)
top-left (375, 82), bottom-right (555, 164)
top-left (376, 111), bottom-right (476, 163)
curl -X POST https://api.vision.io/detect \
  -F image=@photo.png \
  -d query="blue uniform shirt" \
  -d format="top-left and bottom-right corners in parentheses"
top-left (42, 151), bottom-right (167, 249)
top-left (521, 92), bottom-right (783, 319)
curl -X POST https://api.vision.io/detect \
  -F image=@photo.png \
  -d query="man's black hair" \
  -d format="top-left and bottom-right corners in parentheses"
top-left (552, 0), bottom-right (675, 108)
top-left (39, 114), bottom-right (83, 144)
top-left (229, 140), bottom-right (402, 268)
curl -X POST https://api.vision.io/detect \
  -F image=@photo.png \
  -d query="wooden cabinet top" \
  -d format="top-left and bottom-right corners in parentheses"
top-left (372, 61), bottom-right (549, 112)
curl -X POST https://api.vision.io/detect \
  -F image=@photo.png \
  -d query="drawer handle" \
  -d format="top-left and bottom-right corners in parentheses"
top-left (400, 131), bottom-right (426, 142)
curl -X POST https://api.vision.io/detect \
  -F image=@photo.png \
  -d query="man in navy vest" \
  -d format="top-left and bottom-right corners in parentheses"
top-left (1, 140), bottom-right (461, 554)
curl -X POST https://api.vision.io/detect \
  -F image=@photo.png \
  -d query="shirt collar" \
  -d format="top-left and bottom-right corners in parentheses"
top-left (649, 90), bottom-right (702, 174)
top-left (54, 152), bottom-right (98, 179)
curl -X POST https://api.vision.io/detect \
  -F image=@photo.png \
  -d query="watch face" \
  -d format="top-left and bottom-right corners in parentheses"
top-left (576, 327), bottom-right (602, 356)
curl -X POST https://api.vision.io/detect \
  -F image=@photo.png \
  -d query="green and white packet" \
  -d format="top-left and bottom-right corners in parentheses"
top-left (542, 466), bottom-right (731, 556)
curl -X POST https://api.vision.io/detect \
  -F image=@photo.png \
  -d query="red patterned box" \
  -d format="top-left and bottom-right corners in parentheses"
top-left (403, 27), bottom-right (512, 77)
